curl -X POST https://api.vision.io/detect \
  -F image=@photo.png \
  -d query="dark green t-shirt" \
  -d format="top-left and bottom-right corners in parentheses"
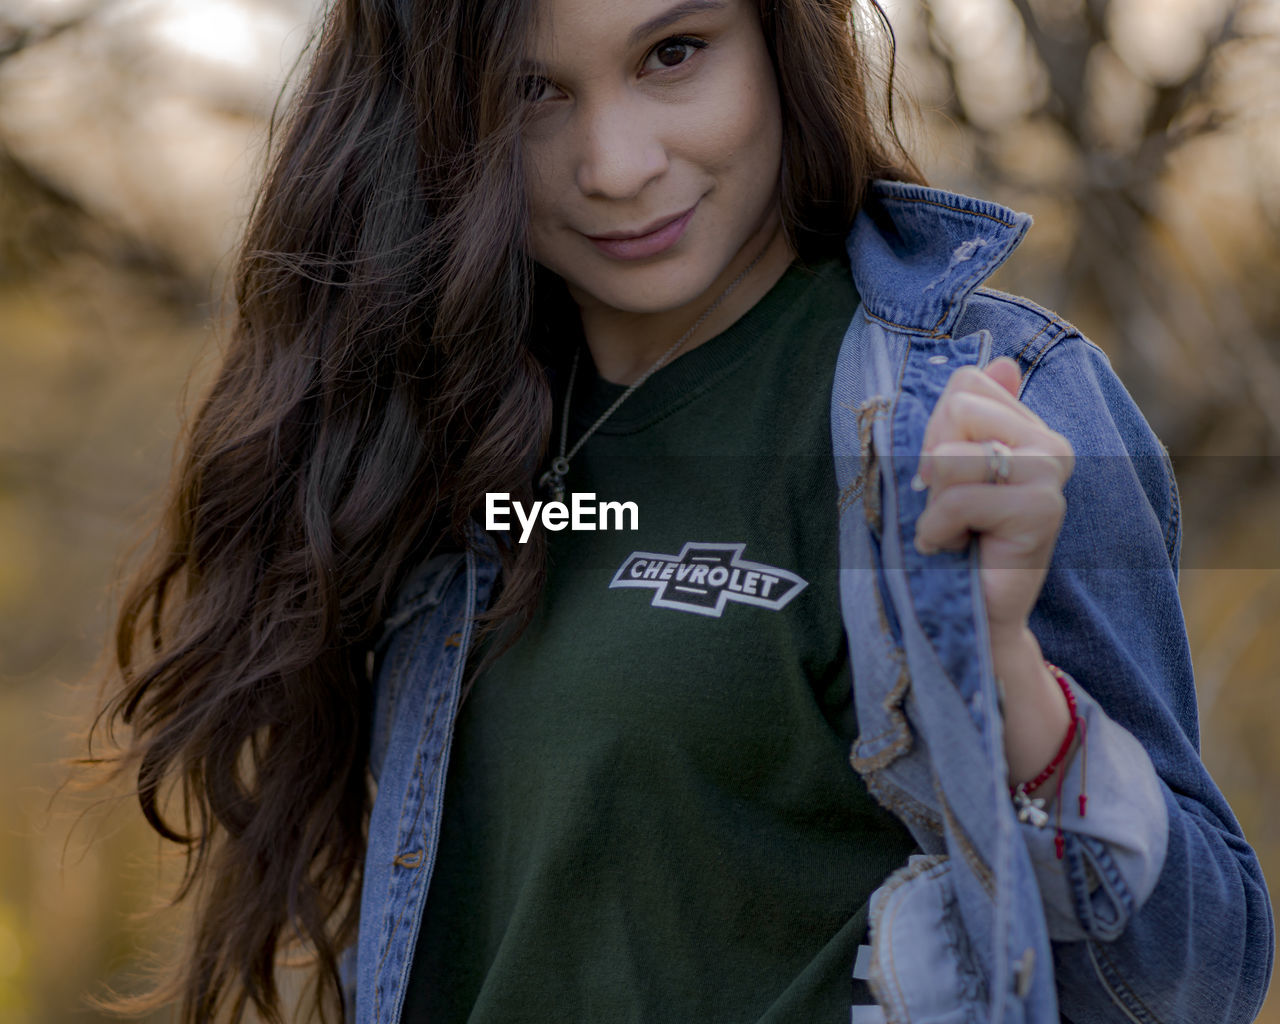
top-left (402, 255), bottom-right (918, 1023)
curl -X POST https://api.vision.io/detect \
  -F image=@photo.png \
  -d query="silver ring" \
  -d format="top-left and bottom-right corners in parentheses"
top-left (985, 440), bottom-right (1012, 484)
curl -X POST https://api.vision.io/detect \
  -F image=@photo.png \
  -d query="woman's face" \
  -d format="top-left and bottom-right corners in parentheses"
top-left (520, 0), bottom-right (784, 318)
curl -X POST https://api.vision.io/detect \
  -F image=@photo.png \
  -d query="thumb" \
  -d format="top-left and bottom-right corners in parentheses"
top-left (984, 356), bottom-right (1020, 397)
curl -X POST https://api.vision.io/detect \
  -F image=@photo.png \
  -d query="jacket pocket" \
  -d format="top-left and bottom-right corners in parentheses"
top-left (867, 854), bottom-right (988, 1024)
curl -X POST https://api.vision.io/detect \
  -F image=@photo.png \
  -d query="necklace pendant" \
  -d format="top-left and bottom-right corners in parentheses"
top-left (541, 255), bottom-right (765, 518)
top-left (538, 457), bottom-right (569, 504)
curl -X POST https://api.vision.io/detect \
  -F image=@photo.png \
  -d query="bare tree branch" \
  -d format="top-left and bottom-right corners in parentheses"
top-left (1143, 1), bottom-right (1243, 142)
top-left (1006, 0), bottom-right (1105, 143)
top-left (0, 8), bottom-right (98, 65)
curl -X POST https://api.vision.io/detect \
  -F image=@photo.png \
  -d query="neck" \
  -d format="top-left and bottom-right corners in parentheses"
top-left (572, 207), bottom-right (797, 387)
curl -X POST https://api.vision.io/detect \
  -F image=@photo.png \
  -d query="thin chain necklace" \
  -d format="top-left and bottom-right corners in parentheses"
top-left (538, 245), bottom-right (771, 503)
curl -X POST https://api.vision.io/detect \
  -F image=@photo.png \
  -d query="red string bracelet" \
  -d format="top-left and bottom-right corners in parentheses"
top-left (1009, 660), bottom-right (1088, 859)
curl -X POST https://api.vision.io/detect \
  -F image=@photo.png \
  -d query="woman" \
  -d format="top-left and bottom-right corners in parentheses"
top-left (82, 0), bottom-right (1272, 1021)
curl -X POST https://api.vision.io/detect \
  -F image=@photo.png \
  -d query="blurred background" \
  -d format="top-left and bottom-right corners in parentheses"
top-left (0, 0), bottom-right (1276, 1019)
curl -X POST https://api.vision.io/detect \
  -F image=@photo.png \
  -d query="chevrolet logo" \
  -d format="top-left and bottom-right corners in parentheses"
top-left (609, 542), bottom-right (807, 618)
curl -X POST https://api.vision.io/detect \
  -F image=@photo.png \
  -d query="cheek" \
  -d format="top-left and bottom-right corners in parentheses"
top-left (522, 149), bottom-right (551, 221)
top-left (685, 51), bottom-right (782, 180)
top-left (522, 149), bottom-right (563, 260)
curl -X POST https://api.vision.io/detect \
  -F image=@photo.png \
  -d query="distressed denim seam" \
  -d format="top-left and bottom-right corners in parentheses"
top-left (938, 872), bottom-right (988, 1011)
top-left (862, 769), bottom-right (945, 835)
top-left (936, 781), bottom-right (995, 897)
top-left (867, 237), bottom-right (1021, 338)
top-left (850, 663), bottom-right (913, 771)
top-left (839, 397), bottom-right (889, 514)
top-left (869, 854), bottom-right (951, 1023)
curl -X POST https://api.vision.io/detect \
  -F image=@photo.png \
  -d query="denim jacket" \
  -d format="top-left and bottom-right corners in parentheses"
top-left (337, 181), bottom-right (1274, 1023)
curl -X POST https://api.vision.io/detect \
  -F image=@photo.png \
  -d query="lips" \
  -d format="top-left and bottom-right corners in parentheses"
top-left (587, 205), bottom-right (695, 241)
top-left (584, 200), bottom-right (699, 261)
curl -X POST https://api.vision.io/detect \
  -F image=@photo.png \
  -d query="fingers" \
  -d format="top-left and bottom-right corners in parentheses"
top-left (914, 480), bottom-right (1067, 558)
top-left (917, 364), bottom-right (1074, 491)
top-left (921, 363), bottom-right (1045, 457)
top-left (911, 360), bottom-right (1075, 562)
top-left (913, 440), bottom-right (1066, 492)
top-left (984, 356), bottom-right (1021, 397)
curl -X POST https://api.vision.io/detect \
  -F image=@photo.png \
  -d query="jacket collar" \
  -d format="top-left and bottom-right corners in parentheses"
top-left (846, 180), bottom-right (1032, 338)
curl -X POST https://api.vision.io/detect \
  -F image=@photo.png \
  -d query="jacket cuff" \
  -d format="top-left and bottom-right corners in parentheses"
top-left (1016, 669), bottom-right (1169, 942)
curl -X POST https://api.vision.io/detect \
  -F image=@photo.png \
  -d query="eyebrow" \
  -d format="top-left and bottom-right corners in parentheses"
top-left (627, 0), bottom-right (730, 47)
top-left (520, 0), bottom-right (730, 76)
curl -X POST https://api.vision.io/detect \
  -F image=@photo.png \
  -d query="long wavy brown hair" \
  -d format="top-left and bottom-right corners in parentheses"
top-left (72, 0), bottom-right (921, 1020)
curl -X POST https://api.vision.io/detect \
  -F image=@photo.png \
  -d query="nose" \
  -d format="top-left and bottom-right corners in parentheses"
top-left (573, 100), bottom-right (668, 200)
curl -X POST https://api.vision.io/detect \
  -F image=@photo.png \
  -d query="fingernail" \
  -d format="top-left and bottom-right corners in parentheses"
top-left (910, 472), bottom-right (927, 492)
top-left (914, 536), bottom-right (937, 555)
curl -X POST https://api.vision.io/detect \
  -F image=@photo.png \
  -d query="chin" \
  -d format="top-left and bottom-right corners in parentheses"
top-left (561, 247), bottom-right (730, 316)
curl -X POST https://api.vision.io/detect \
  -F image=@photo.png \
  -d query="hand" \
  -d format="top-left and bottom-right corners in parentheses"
top-left (911, 357), bottom-right (1079, 789)
top-left (911, 357), bottom-right (1075, 649)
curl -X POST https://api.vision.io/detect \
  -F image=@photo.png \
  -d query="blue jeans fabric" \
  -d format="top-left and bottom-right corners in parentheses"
top-left (338, 181), bottom-right (1274, 1023)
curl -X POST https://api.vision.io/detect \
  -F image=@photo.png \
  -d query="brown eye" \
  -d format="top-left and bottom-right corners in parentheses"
top-left (520, 74), bottom-right (559, 104)
top-left (642, 36), bottom-right (707, 73)
top-left (655, 41), bottom-right (690, 66)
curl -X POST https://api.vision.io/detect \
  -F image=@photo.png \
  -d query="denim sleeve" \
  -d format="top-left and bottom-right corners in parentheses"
top-left (1015, 334), bottom-right (1275, 1023)
top-left (1015, 669), bottom-right (1168, 945)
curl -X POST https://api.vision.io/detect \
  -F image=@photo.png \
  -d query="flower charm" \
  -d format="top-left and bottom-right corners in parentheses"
top-left (1013, 787), bottom-right (1049, 828)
